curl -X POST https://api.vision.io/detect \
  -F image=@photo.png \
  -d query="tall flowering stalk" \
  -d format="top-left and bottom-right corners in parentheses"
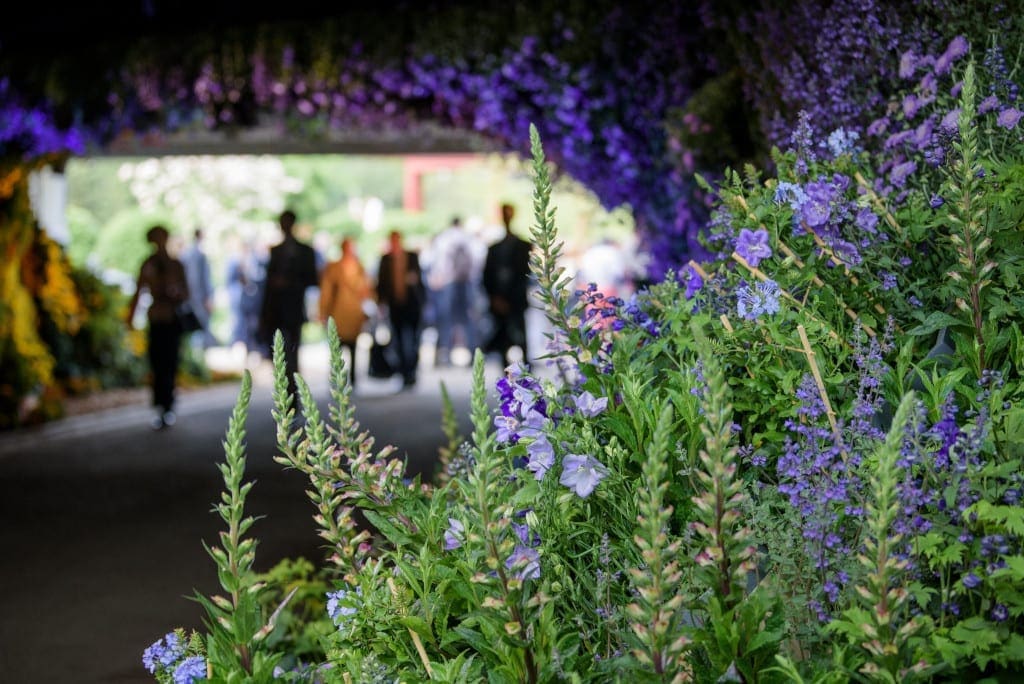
top-left (942, 62), bottom-right (997, 374)
top-left (689, 321), bottom-right (783, 680)
top-left (827, 393), bottom-right (935, 682)
top-left (626, 403), bottom-right (692, 680)
top-left (271, 326), bottom-right (371, 581)
top-left (195, 371), bottom-right (282, 679)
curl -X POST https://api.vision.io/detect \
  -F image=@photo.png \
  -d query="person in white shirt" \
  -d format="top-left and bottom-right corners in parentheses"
top-left (431, 216), bottom-right (483, 366)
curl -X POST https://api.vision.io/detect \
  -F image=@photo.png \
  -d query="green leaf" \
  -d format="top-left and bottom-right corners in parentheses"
top-left (907, 311), bottom-right (966, 337)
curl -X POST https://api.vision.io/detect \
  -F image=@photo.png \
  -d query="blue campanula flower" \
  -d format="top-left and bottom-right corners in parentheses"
top-left (854, 207), bottom-right (879, 234)
top-left (930, 194), bottom-right (945, 209)
top-left (991, 604), bottom-right (1009, 622)
top-left (526, 435), bottom-right (555, 480)
top-left (574, 390), bottom-right (608, 418)
top-left (774, 181), bottom-right (808, 210)
top-left (560, 453), bottom-right (608, 498)
top-left (505, 544), bottom-right (541, 580)
top-left (173, 656), bottom-right (207, 684)
top-left (800, 180), bottom-right (834, 227)
top-left (736, 280), bottom-right (781, 321)
top-left (962, 572), bottom-right (982, 589)
top-left (734, 228), bottom-right (772, 267)
top-left (443, 518), bottom-right (465, 550)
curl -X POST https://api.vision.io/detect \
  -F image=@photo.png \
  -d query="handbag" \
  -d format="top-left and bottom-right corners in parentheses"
top-left (176, 303), bottom-right (203, 334)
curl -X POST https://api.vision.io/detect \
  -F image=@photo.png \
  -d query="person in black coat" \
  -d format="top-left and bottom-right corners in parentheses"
top-left (482, 203), bottom-right (533, 367)
top-left (376, 230), bottom-right (425, 388)
top-left (259, 210), bottom-right (319, 397)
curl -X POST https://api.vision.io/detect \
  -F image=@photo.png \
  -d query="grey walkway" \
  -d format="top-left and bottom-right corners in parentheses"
top-left (0, 343), bottom-right (498, 683)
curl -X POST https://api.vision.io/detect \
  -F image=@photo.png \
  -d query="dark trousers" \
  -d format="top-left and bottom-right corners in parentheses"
top-left (487, 309), bottom-right (527, 366)
top-left (390, 306), bottom-right (421, 384)
top-left (148, 320), bottom-right (182, 413)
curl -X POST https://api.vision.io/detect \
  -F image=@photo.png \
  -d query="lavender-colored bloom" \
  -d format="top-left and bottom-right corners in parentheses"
top-left (800, 181), bottom-right (834, 227)
top-left (880, 272), bottom-right (897, 291)
top-left (962, 572), bottom-right (982, 589)
top-left (681, 264), bottom-right (703, 300)
top-left (991, 604), bottom-right (1009, 622)
top-left (574, 390), bottom-right (609, 418)
top-left (560, 453), bottom-right (608, 498)
top-left (997, 107), bottom-right (1023, 130)
top-left (889, 161), bottom-right (917, 188)
top-left (902, 94), bottom-right (922, 120)
top-left (735, 228), bottom-right (772, 267)
top-left (443, 518), bottom-right (465, 550)
top-left (934, 35), bottom-right (969, 76)
top-left (855, 208), bottom-right (879, 234)
top-left (143, 632), bottom-right (185, 674)
top-left (940, 108), bottom-right (962, 134)
top-left (898, 51), bottom-right (917, 79)
top-left (173, 656), bottom-right (207, 684)
top-left (930, 194), bottom-right (945, 209)
top-left (505, 544), bottom-right (541, 580)
top-left (737, 280), bottom-right (781, 320)
top-left (526, 436), bottom-right (555, 480)
top-left (978, 95), bottom-right (1000, 115)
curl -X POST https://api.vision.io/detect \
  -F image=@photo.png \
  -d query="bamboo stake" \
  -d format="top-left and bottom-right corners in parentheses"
top-left (777, 241), bottom-right (878, 337)
top-left (797, 324), bottom-right (842, 445)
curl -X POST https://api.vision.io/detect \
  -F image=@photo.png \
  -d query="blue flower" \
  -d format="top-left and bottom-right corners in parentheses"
top-left (143, 632), bottom-right (185, 674)
top-left (737, 280), bottom-right (781, 321)
top-left (800, 181), bottom-right (834, 227)
top-left (735, 228), bottom-right (772, 267)
top-left (889, 161), bottom-right (917, 188)
top-left (930, 194), bottom-right (945, 209)
top-left (505, 544), bottom-right (541, 580)
top-left (774, 181), bottom-right (808, 210)
top-left (991, 604), bottom-right (1009, 622)
top-left (574, 390), bottom-right (608, 418)
top-left (526, 435), bottom-right (555, 480)
top-left (173, 656), bottom-right (207, 684)
top-left (443, 518), bottom-right (465, 550)
top-left (326, 587), bottom-right (361, 626)
top-left (681, 264), bottom-right (703, 300)
top-left (824, 127), bottom-right (859, 157)
top-left (962, 572), bottom-right (982, 589)
top-left (560, 453), bottom-right (608, 498)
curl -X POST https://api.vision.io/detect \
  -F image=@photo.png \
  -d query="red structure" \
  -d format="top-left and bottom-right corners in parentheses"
top-left (401, 154), bottom-right (478, 211)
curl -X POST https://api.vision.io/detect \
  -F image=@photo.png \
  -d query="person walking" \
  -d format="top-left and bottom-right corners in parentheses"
top-left (482, 203), bottom-right (532, 367)
top-left (179, 227), bottom-right (217, 350)
top-left (376, 230), bottom-right (425, 389)
top-left (430, 216), bottom-right (482, 367)
top-left (319, 236), bottom-right (371, 389)
top-left (126, 225), bottom-right (190, 430)
top-left (259, 210), bottom-right (319, 397)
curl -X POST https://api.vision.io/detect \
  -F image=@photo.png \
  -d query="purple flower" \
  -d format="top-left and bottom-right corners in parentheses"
top-left (898, 51), bottom-right (917, 79)
top-left (978, 95), bottom-right (1000, 115)
top-left (997, 107), bottom-right (1023, 130)
top-left (991, 604), bottom-right (1009, 622)
top-left (526, 436), bottom-right (555, 480)
top-left (173, 656), bottom-right (207, 684)
top-left (574, 390), bottom-right (609, 418)
top-left (774, 181), bottom-right (808, 209)
top-left (855, 208), bottom-right (879, 234)
top-left (880, 272), bottom-right (897, 291)
top-left (962, 572), bottom-right (982, 589)
top-left (889, 161), bottom-right (917, 188)
top-left (825, 128), bottom-right (859, 156)
top-left (800, 181), bottom-right (834, 227)
top-left (940, 108), bottom-right (962, 135)
top-left (735, 228), bottom-right (773, 267)
top-left (560, 453), bottom-right (608, 498)
top-left (443, 518), bottom-right (465, 550)
top-left (681, 264), bottom-right (703, 300)
top-left (505, 544), bottom-right (541, 580)
top-left (930, 194), bottom-right (945, 209)
top-left (934, 35), bottom-right (969, 76)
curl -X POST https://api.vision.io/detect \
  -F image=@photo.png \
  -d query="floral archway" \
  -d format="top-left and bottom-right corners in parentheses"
top-left (0, 0), bottom-right (1014, 425)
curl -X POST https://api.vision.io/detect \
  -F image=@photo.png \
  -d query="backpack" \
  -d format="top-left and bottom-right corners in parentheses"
top-left (452, 241), bottom-right (473, 283)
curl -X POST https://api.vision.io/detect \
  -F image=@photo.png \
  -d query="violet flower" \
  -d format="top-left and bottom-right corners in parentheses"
top-left (505, 544), bottom-right (541, 580)
top-left (560, 453), bottom-right (608, 498)
top-left (735, 228), bottom-right (772, 267)
top-left (574, 390), bottom-right (609, 418)
top-left (443, 518), bottom-right (465, 550)
top-left (526, 436), bottom-right (555, 480)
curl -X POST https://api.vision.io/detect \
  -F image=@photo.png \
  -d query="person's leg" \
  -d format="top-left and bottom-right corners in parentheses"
top-left (149, 321), bottom-right (180, 423)
top-left (435, 284), bottom-right (454, 365)
top-left (391, 311), bottom-right (419, 386)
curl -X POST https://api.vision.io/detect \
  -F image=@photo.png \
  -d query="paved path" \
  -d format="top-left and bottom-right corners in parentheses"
top-left (0, 343), bottom-right (499, 683)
